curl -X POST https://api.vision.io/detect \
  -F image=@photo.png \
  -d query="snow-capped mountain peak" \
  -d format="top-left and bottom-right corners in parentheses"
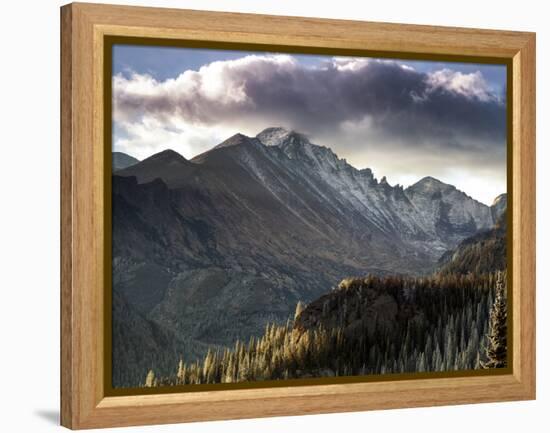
top-left (256, 127), bottom-right (293, 146)
top-left (257, 128), bottom-right (347, 171)
top-left (407, 176), bottom-right (452, 195)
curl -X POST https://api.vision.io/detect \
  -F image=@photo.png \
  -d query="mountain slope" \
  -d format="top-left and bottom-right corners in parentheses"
top-left (258, 128), bottom-right (494, 249)
top-left (437, 204), bottom-right (507, 276)
top-left (112, 289), bottom-right (210, 387)
top-left (154, 272), bottom-right (497, 385)
top-left (112, 127), bottom-right (502, 386)
top-left (404, 176), bottom-right (494, 246)
top-left (113, 152), bottom-right (140, 171)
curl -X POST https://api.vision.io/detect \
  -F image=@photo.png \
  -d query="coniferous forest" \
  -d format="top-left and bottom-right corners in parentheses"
top-left (142, 271), bottom-right (507, 387)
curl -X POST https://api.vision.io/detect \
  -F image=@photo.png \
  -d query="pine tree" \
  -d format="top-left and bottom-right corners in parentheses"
top-left (294, 301), bottom-right (305, 320)
top-left (481, 272), bottom-right (507, 368)
top-left (203, 349), bottom-right (214, 382)
top-left (177, 359), bottom-right (185, 383)
top-left (144, 369), bottom-right (155, 387)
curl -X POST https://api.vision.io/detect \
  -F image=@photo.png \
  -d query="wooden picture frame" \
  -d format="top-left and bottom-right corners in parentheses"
top-left (60, 2), bottom-right (536, 429)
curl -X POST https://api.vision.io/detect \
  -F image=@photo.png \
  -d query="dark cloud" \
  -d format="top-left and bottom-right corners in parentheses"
top-left (113, 55), bottom-right (507, 203)
top-left (114, 55), bottom-right (505, 152)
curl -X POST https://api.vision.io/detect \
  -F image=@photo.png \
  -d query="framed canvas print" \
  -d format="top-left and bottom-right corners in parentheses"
top-left (60, 2), bottom-right (536, 429)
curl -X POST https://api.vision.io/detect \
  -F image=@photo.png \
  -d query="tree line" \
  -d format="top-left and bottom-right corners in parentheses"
top-left (143, 271), bottom-right (507, 387)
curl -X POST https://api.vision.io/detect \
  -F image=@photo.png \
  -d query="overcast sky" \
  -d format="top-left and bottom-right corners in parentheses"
top-left (112, 45), bottom-right (507, 205)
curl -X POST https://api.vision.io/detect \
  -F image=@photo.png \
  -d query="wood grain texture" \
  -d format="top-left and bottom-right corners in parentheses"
top-left (511, 34), bottom-right (536, 395)
top-left (60, 2), bottom-right (536, 429)
top-left (60, 4), bottom-right (73, 429)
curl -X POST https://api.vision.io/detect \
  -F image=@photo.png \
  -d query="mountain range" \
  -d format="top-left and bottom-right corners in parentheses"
top-left (111, 127), bottom-right (505, 386)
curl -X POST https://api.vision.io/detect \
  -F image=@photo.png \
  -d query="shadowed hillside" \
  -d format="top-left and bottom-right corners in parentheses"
top-left (143, 272), bottom-right (505, 386)
top-left (438, 212), bottom-right (506, 276)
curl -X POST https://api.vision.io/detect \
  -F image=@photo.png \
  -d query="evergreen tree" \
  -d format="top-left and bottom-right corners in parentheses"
top-left (144, 369), bottom-right (155, 387)
top-left (481, 272), bottom-right (507, 368)
top-left (294, 301), bottom-right (306, 320)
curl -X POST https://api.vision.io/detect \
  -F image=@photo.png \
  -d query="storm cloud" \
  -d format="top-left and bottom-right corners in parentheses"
top-left (113, 54), bottom-right (507, 205)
